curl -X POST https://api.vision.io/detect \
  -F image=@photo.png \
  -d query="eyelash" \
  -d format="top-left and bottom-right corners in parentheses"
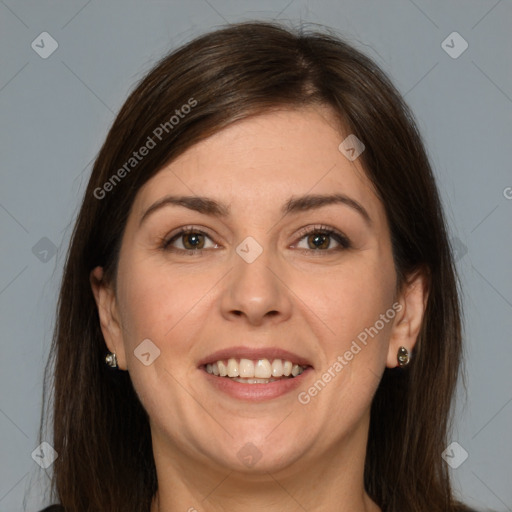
top-left (160, 224), bottom-right (351, 255)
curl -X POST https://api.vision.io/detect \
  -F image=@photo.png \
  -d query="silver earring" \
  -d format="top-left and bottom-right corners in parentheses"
top-left (397, 346), bottom-right (410, 367)
top-left (105, 352), bottom-right (118, 368)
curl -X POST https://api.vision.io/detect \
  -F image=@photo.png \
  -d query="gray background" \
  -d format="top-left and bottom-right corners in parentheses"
top-left (1, 1), bottom-right (511, 510)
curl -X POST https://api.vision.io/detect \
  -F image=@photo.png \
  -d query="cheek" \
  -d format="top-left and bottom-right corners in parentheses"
top-left (297, 252), bottom-right (396, 357)
top-left (116, 257), bottom-right (217, 349)
top-left (117, 274), bottom-right (169, 344)
top-left (114, 259), bottom-right (211, 411)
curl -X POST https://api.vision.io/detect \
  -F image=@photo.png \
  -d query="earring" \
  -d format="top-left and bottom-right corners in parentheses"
top-left (397, 346), bottom-right (410, 367)
top-left (105, 352), bottom-right (118, 368)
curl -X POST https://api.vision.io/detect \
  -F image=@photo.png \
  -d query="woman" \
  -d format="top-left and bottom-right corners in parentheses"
top-left (39, 21), bottom-right (478, 511)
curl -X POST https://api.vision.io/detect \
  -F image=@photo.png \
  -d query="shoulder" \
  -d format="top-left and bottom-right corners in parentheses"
top-left (39, 506), bottom-right (65, 512)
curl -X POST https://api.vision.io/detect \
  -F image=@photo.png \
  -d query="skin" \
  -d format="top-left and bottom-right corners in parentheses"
top-left (91, 106), bottom-right (428, 512)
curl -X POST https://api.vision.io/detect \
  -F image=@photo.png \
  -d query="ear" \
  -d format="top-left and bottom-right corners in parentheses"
top-left (386, 267), bottom-right (430, 368)
top-left (90, 266), bottom-right (127, 370)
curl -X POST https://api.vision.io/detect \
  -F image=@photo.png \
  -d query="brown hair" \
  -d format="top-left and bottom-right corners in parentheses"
top-left (42, 20), bottom-right (473, 511)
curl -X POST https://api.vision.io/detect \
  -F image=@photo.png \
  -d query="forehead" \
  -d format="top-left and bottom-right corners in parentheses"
top-left (132, 107), bottom-right (384, 224)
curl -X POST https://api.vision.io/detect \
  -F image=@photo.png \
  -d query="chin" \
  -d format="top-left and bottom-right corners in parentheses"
top-left (198, 428), bottom-right (312, 476)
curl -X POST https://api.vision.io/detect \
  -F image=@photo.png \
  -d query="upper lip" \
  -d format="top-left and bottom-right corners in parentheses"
top-left (198, 346), bottom-right (313, 368)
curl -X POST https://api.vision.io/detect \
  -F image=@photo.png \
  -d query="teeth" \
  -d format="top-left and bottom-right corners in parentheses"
top-left (239, 358), bottom-right (254, 378)
top-left (231, 377), bottom-right (278, 384)
top-left (217, 360), bottom-right (228, 377)
top-left (205, 358), bottom-right (307, 379)
top-left (255, 359), bottom-right (272, 378)
top-left (291, 364), bottom-right (301, 377)
top-left (227, 358), bottom-right (239, 377)
top-left (271, 359), bottom-right (283, 377)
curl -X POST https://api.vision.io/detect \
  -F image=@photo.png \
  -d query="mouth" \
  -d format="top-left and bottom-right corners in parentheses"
top-left (202, 357), bottom-right (308, 384)
top-left (198, 347), bottom-right (313, 401)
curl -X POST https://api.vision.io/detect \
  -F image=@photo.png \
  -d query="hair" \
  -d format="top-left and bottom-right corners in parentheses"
top-left (41, 20), bottom-right (473, 512)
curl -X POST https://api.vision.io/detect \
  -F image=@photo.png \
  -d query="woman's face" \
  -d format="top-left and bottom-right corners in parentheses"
top-left (93, 107), bottom-right (423, 477)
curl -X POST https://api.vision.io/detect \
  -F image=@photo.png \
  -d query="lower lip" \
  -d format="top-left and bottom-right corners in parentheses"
top-left (202, 367), bottom-right (313, 401)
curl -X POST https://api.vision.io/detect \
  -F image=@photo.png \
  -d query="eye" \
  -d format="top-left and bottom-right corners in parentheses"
top-left (161, 227), bottom-right (219, 253)
top-left (160, 225), bottom-right (350, 255)
top-left (292, 225), bottom-right (351, 252)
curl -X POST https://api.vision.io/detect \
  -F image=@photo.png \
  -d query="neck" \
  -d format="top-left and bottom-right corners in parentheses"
top-left (151, 474), bottom-right (381, 512)
top-left (149, 422), bottom-right (381, 512)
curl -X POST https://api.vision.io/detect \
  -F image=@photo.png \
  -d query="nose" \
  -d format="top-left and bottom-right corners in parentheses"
top-left (219, 247), bottom-right (293, 327)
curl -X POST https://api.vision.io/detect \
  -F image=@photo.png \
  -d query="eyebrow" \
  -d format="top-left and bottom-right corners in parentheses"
top-left (283, 193), bottom-right (372, 226)
top-left (139, 193), bottom-right (372, 227)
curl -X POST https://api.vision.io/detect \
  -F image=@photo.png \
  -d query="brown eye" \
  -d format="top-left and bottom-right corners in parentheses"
top-left (307, 233), bottom-right (330, 250)
top-left (293, 226), bottom-right (351, 252)
top-left (182, 232), bottom-right (205, 250)
top-left (162, 228), bottom-right (218, 253)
